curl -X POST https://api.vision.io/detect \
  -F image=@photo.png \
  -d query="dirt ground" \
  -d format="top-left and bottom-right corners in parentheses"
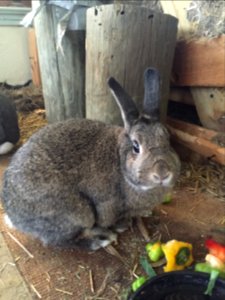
top-left (0, 171), bottom-right (224, 299)
top-left (0, 86), bottom-right (225, 299)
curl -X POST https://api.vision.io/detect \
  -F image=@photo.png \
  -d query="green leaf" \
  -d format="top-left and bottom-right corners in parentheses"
top-left (204, 269), bottom-right (220, 296)
top-left (140, 256), bottom-right (156, 278)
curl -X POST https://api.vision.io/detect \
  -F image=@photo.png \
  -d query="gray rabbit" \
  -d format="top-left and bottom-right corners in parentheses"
top-left (1, 68), bottom-right (180, 250)
top-left (0, 94), bottom-right (20, 155)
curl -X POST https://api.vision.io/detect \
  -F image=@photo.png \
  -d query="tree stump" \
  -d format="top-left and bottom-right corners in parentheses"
top-left (33, 1), bottom-right (85, 123)
top-left (86, 4), bottom-right (178, 125)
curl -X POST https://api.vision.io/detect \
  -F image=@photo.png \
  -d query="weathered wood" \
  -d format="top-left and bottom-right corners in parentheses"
top-left (167, 117), bottom-right (219, 140)
top-left (86, 4), bottom-right (178, 125)
top-left (160, 0), bottom-right (192, 39)
top-left (33, 1), bottom-right (85, 123)
top-left (172, 35), bottom-right (225, 87)
top-left (167, 118), bottom-right (225, 166)
top-left (28, 28), bottom-right (41, 88)
top-left (115, 0), bottom-right (162, 12)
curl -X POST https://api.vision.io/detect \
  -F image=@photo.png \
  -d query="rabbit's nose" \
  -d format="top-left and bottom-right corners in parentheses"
top-left (151, 172), bottom-right (172, 184)
top-left (150, 161), bottom-right (173, 185)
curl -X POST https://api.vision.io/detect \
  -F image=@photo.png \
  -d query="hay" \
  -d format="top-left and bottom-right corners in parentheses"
top-left (17, 110), bottom-right (47, 146)
top-left (212, 133), bottom-right (225, 148)
top-left (178, 161), bottom-right (225, 201)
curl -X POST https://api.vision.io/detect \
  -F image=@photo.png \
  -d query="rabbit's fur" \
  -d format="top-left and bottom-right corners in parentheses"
top-left (1, 68), bottom-right (180, 250)
top-left (0, 94), bottom-right (20, 154)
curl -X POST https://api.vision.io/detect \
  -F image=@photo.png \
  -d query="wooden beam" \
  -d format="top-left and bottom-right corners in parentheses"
top-left (32, 1), bottom-right (85, 123)
top-left (160, 0), bottom-right (192, 39)
top-left (86, 4), bottom-right (178, 124)
top-left (28, 28), bottom-right (41, 88)
top-left (167, 118), bottom-right (225, 166)
top-left (172, 35), bottom-right (225, 87)
top-left (167, 117), bottom-right (218, 140)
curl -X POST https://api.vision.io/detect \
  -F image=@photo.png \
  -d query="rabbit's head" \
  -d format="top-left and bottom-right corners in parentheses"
top-left (108, 68), bottom-right (180, 191)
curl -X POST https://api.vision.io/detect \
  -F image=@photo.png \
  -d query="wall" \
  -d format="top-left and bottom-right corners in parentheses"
top-left (0, 26), bottom-right (31, 85)
top-left (0, 1), bottom-right (31, 85)
top-left (0, 0), bottom-right (31, 7)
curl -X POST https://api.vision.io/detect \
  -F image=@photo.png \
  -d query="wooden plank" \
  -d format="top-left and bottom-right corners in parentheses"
top-left (172, 35), bottom-right (225, 87)
top-left (167, 117), bottom-right (219, 140)
top-left (168, 126), bottom-right (225, 166)
top-left (167, 118), bottom-right (225, 166)
top-left (160, 0), bottom-right (193, 39)
top-left (32, 1), bottom-right (85, 123)
top-left (86, 4), bottom-right (178, 124)
top-left (28, 28), bottom-right (41, 88)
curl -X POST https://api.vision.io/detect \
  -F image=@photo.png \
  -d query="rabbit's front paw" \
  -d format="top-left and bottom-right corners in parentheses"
top-left (112, 219), bottom-right (132, 233)
top-left (82, 227), bottom-right (117, 251)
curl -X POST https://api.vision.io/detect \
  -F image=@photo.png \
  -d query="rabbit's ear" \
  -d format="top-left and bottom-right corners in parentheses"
top-left (142, 68), bottom-right (160, 120)
top-left (108, 77), bottom-right (139, 129)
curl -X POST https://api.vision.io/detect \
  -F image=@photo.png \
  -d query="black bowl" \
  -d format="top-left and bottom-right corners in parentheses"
top-left (128, 271), bottom-right (225, 300)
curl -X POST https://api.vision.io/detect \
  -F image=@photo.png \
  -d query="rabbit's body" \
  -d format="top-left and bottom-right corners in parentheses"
top-left (2, 68), bottom-right (180, 250)
top-left (0, 94), bottom-right (20, 154)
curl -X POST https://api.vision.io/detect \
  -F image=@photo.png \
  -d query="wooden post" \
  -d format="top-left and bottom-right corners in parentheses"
top-left (167, 117), bottom-right (225, 166)
top-left (28, 28), bottom-right (41, 88)
top-left (32, 1), bottom-right (85, 123)
top-left (86, 4), bottom-right (178, 125)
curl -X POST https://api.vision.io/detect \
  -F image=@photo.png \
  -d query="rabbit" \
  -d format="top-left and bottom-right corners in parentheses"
top-left (14, 98), bottom-right (44, 112)
top-left (0, 94), bottom-right (20, 155)
top-left (1, 68), bottom-right (180, 251)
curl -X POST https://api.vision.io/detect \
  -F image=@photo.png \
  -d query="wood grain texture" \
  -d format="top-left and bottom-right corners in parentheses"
top-left (28, 28), bottom-right (41, 88)
top-left (167, 117), bottom-right (225, 166)
top-left (172, 35), bottom-right (225, 87)
top-left (33, 1), bottom-right (85, 123)
top-left (86, 4), bottom-right (178, 125)
top-left (160, 0), bottom-right (192, 39)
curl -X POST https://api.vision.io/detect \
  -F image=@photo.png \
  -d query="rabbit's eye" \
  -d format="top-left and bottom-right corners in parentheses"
top-left (132, 140), bottom-right (140, 154)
